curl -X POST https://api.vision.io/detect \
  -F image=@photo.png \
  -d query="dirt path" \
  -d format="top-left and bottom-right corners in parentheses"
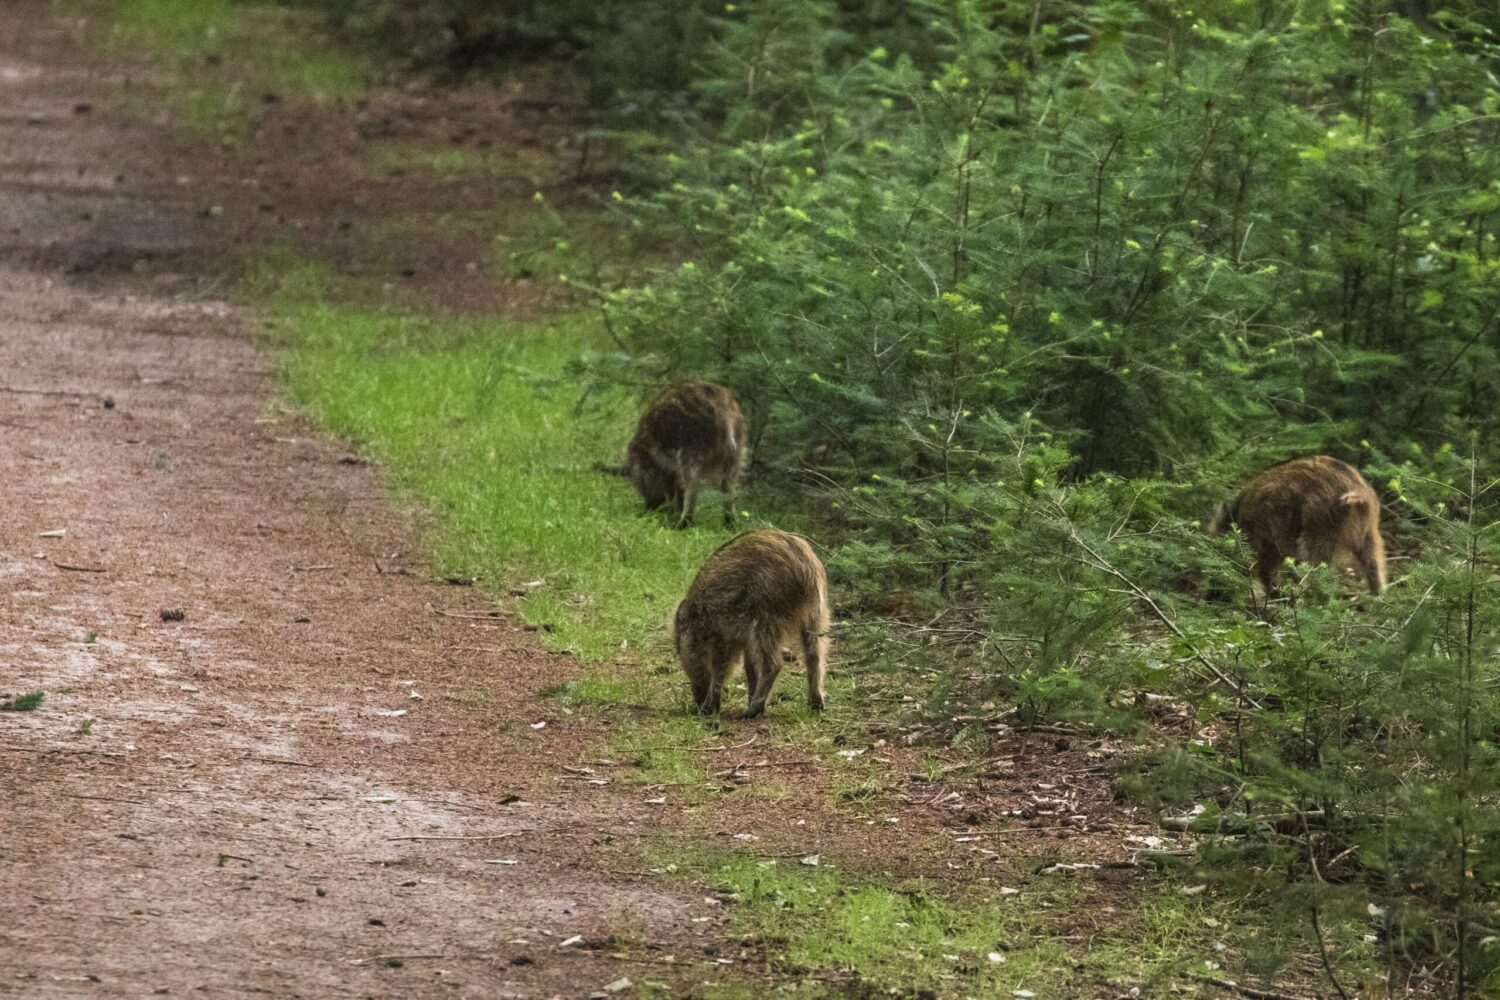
top-left (0, 8), bottom-right (717, 998)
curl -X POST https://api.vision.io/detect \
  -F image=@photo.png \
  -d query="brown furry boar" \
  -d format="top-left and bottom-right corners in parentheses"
top-left (1209, 455), bottom-right (1387, 599)
top-left (626, 382), bottom-right (747, 528)
top-left (674, 529), bottom-right (830, 717)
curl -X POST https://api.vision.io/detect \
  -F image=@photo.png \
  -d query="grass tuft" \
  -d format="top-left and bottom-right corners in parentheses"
top-left (0, 690), bottom-right (45, 712)
top-left (108, 0), bottom-right (369, 135)
top-left (111, 0), bottom-right (234, 61)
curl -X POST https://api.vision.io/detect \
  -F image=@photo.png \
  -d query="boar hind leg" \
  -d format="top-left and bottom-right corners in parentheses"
top-left (682, 655), bottom-right (717, 714)
top-left (1353, 532), bottom-right (1386, 596)
top-left (720, 468), bottom-right (739, 527)
top-left (744, 629), bottom-right (784, 719)
top-left (741, 647), bottom-right (761, 710)
top-left (691, 642), bottom-right (737, 716)
top-left (687, 666), bottom-right (713, 714)
top-left (1250, 542), bottom-right (1284, 610)
top-left (802, 621), bottom-right (827, 712)
top-left (698, 666), bottom-right (726, 716)
top-left (677, 461), bottom-right (704, 528)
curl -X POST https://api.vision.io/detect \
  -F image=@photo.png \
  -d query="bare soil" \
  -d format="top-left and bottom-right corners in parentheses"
top-left (0, 4), bottom-right (1164, 998)
top-left (0, 8), bottom-right (716, 998)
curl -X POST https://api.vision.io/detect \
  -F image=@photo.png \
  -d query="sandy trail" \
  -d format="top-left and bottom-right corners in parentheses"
top-left (0, 8), bottom-right (710, 998)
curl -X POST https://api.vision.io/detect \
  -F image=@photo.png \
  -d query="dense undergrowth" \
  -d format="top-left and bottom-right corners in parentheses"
top-left (308, 2), bottom-right (1500, 992)
top-left (115, 0), bottom-right (1500, 992)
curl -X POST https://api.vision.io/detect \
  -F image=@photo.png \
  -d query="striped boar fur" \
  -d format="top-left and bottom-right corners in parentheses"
top-left (626, 382), bottom-right (747, 528)
top-left (1210, 455), bottom-right (1386, 599)
top-left (674, 529), bottom-right (830, 718)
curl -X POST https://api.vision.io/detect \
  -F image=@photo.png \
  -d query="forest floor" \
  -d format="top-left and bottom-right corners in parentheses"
top-left (0, 3), bottom-right (1347, 998)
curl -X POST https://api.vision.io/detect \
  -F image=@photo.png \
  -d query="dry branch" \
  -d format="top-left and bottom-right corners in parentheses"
top-left (246, 756), bottom-right (316, 768)
top-left (1193, 976), bottom-right (1312, 1000)
top-left (384, 833), bottom-right (526, 842)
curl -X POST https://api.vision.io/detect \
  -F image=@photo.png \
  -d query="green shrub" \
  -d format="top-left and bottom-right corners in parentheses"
top-left (583, 4), bottom-right (1500, 989)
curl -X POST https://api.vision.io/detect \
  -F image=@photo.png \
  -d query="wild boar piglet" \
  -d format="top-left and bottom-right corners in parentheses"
top-left (625, 382), bottom-right (747, 528)
top-left (674, 529), bottom-right (830, 718)
top-left (1210, 455), bottom-right (1386, 599)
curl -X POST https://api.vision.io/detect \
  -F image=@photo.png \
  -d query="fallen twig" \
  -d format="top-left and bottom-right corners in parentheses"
top-left (355, 954), bottom-right (445, 965)
top-left (1310, 903), bottom-right (1350, 1000)
top-left (1035, 860), bottom-right (1139, 874)
top-left (757, 850), bottom-right (825, 859)
top-left (600, 952), bottom-right (711, 968)
top-left (711, 758), bottom-right (821, 771)
top-left (1160, 809), bottom-right (1325, 834)
top-left (384, 833), bottom-right (525, 842)
top-left (428, 606), bottom-right (503, 620)
top-left (247, 756), bottom-right (315, 768)
top-left (0, 385), bottom-right (95, 397)
top-left (53, 562), bottom-right (106, 573)
top-left (64, 793), bottom-right (145, 805)
top-left (988, 825), bottom-right (1085, 836)
top-left (293, 564), bottom-right (335, 572)
top-left (2, 744), bottom-right (124, 759)
top-left (632, 736), bottom-right (758, 754)
top-left (1193, 975), bottom-right (1312, 1000)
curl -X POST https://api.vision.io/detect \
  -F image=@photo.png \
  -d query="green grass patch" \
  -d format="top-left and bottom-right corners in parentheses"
top-left (0, 690), bottom-right (45, 712)
top-left (544, 670), bottom-right (657, 709)
top-left (1081, 885), bottom-right (1248, 990)
top-left (654, 848), bottom-right (1080, 996)
top-left (178, 84), bottom-right (248, 134)
top-left (105, 0), bottom-right (369, 135)
top-left (610, 719), bottom-right (705, 791)
top-left (110, 0), bottom-right (234, 61)
top-left (559, 663), bottom-right (886, 804)
top-left (643, 846), bottom-right (1272, 997)
top-left (368, 145), bottom-right (541, 181)
top-left (274, 294), bottom-right (747, 661)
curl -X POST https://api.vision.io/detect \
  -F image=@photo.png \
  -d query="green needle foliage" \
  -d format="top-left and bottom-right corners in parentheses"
top-left (1125, 446), bottom-right (1500, 994)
